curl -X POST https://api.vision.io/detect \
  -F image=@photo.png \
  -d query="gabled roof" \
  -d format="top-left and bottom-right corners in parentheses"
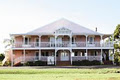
top-left (27, 18), bottom-right (103, 35)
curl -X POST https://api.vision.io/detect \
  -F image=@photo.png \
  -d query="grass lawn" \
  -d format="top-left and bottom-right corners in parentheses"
top-left (0, 61), bottom-right (2, 66)
top-left (0, 68), bottom-right (120, 80)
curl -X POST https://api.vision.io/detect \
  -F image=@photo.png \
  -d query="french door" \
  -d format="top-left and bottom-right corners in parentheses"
top-left (60, 51), bottom-right (69, 61)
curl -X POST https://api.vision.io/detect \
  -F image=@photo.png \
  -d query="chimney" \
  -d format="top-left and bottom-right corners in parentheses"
top-left (95, 27), bottom-right (97, 32)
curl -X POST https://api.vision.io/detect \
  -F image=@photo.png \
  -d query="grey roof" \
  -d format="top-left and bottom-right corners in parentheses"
top-left (27, 18), bottom-right (102, 35)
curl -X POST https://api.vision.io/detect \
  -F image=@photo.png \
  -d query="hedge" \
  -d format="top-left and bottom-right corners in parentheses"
top-left (72, 60), bottom-right (101, 66)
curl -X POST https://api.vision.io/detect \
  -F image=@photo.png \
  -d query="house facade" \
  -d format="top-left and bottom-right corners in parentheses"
top-left (9, 19), bottom-right (114, 66)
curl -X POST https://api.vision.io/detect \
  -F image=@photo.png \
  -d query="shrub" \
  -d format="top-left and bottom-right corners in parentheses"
top-left (72, 61), bottom-right (81, 66)
top-left (34, 61), bottom-right (47, 66)
top-left (114, 51), bottom-right (120, 66)
top-left (24, 61), bottom-right (35, 66)
top-left (0, 54), bottom-right (5, 61)
top-left (91, 60), bottom-right (101, 65)
top-left (72, 60), bottom-right (101, 66)
top-left (3, 61), bottom-right (11, 66)
top-left (24, 61), bottom-right (47, 66)
top-left (81, 60), bottom-right (91, 66)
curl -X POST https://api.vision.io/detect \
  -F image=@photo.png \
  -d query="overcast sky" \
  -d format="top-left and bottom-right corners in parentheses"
top-left (0, 0), bottom-right (119, 53)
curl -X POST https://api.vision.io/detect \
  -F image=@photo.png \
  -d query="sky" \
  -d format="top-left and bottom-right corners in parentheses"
top-left (0, 0), bottom-right (119, 53)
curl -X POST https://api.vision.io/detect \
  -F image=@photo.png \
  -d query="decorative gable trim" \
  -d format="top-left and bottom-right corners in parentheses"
top-left (55, 27), bottom-right (72, 35)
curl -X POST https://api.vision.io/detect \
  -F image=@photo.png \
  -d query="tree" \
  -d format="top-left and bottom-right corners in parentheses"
top-left (3, 38), bottom-right (14, 49)
top-left (0, 53), bottom-right (5, 61)
top-left (114, 24), bottom-right (120, 39)
top-left (3, 38), bottom-right (14, 66)
top-left (114, 24), bottom-right (120, 65)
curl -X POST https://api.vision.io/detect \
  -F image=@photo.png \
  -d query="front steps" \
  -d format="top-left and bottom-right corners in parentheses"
top-left (103, 61), bottom-right (113, 65)
top-left (56, 61), bottom-right (71, 66)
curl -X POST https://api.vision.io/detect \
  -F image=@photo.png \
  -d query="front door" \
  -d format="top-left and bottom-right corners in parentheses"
top-left (60, 51), bottom-right (69, 61)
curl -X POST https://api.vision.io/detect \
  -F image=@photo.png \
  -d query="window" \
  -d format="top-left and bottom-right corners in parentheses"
top-left (25, 37), bottom-right (28, 44)
top-left (72, 37), bottom-right (74, 43)
top-left (95, 51), bottom-right (98, 56)
top-left (56, 53), bottom-right (58, 57)
top-left (41, 51), bottom-right (49, 56)
top-left (35, 52), bottom-right (39, 60)
top-left (41, 52), bottom-right (44, 56)
top-left (88, 36), bottom-right (94, 44)
top-left (46, 52), bottom-right (48, 56)
top-left (51, 52), bottom-right (54, 56)
top-left (24, 37), bottom-right (31, 45)
top-left (57, 37), bottom-right (62, 43)
top-left (35, 38), bottom-right (39, 46)
top-left (90, 51), bottom-right (98, 56)
top-left (50, 37), bottom-right (55, 43)
top-left (80, 52), bottom-right (82, 56)
top-left (91, 52), bottom-right (94, 56)
top-left (75, 52), bottom-right (78, 56)
top-left (82, 53), bottom-right (85, 56)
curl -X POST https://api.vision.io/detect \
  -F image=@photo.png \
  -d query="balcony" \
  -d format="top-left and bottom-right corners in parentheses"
top-left (12, 41), bottom-right (114, 48)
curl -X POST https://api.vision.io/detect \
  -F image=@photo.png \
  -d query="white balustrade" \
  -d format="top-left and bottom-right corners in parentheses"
top-left (14, 56), bottom-right (54, 65)
top-left (72, 56), bottom-right (101, 61)
top-left (12, 41), bottom-right (114, 48)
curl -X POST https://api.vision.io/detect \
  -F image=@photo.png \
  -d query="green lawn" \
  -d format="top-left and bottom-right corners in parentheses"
top-left (0, 68), bottom-right (120, 80)
top-left (0, 61), bottom-right (2, 66)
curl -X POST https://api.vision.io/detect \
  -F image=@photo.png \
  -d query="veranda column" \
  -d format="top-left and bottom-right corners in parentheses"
top-left (11, 49), bottom-right (13, 66)
top-left (100, 35), bottom-right (103, 63)
top-left (100, 35), bottom-right (103, 47)
top-left (55, 50), bottom-right (57, 65)
top-left (86, 49), bottom-right (88, 60)
top-left (38, 35), bottom-right (41, 60)
top-left (23, 49), bottom-right (25, 63)
top-left (101, 49), bottom-right (103, 63)
top-left (70, 35), bottom-right (72, 47)
top-left (23, 35), bottom-right (26, 44)
top-left (85, 35), bottom-right (88, 47)
top-left (39, 49), bottom-right (41, 60)
top-left (55, 35), bottom-right (57, 47)
top-left (55, 35), bottom-right (57, 65)
top-left (28, 36), bottom-right (30, 45)
top-left (39, 35), bottom-right (41, 47)
top-left (112, 49), bottom-right (115, 65)
top-left (112, 35), bottom-right (115, 65)
top-left (70, 49), bottom-right (72, 65)
top-left (74, 36), bottom-right (76, 43)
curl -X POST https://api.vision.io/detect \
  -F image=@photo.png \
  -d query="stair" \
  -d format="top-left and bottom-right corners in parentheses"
top-left (103, 61), bottom-right (113, 65)
top-left (56, 61), bottom-right (71, 66)
top-left (14, 62), bottom-right (22, 66)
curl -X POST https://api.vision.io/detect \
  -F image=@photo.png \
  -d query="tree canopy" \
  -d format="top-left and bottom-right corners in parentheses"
top-left (114, 24), bottom-right (120, 39)
top-left (114, 24), bottom-right (120, 65)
